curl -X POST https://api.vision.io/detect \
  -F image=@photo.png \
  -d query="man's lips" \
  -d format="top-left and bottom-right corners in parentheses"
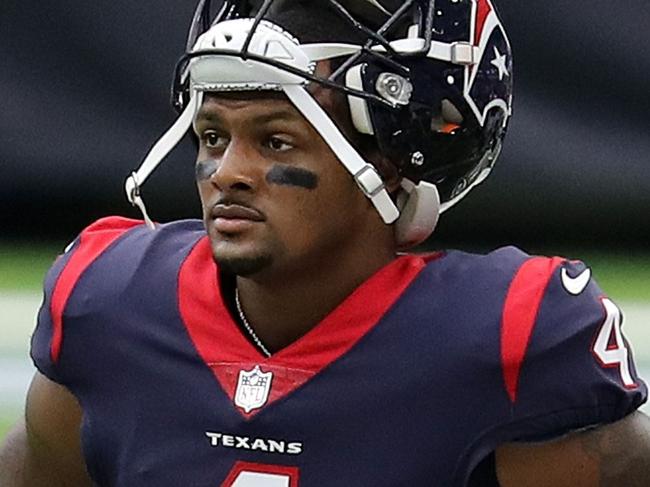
top-left (211, 204), bottom-right (265, 221)
top-left (210, 204), bottom-right (265, 233)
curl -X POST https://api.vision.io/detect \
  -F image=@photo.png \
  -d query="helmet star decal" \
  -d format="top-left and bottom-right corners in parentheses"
top-left (491, 47), bottom-right (509, 81)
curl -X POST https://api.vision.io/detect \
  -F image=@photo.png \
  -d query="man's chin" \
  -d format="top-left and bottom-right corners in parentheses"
top-left (214, 255), bottom-right (273, 277)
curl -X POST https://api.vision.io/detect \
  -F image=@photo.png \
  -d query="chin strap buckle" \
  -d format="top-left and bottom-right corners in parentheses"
top-left (354, 164), bottom-right (385, 198)
top-left (353, 165), bottom-right (400, 225)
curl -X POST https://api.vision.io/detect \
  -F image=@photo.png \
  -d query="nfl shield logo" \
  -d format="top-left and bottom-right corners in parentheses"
top-left (234, 365), bottom-right (273, 413)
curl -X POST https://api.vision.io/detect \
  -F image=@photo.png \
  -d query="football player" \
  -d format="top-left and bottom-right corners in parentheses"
top-left (1, 1), bottom-right (649, 486)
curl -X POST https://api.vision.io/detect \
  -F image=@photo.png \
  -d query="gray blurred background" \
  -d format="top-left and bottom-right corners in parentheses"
top-left (1, 0), bottom-right (648, 248)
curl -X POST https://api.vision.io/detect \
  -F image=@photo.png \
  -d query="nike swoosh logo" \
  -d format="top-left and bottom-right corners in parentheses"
top-left (561, 267), bottom-right (592, 295)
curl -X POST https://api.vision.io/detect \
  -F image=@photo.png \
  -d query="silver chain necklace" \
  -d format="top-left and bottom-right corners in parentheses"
top-left (235, 289), bottom-right (272, 358)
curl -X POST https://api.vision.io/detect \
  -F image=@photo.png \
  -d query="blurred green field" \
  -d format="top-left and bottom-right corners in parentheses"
top-left (1, 244), bottom-right (648, 444)
top-left (0, 243), bottom-right (65, 291)
top-left (1, 243), bottom-right (649, 298)
top-left (0, 418), bottom-right (15, 440)
top-left (562, 250), bottom-right (650, 302)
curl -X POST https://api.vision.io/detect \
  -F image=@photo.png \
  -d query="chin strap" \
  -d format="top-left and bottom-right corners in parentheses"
top-left (124, 92), bottom-right (203, 229)
top-left (283, 85), bottom-right (399, 225)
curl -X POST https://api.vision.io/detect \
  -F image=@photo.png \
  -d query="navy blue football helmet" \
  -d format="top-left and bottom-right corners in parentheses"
top-left (128, 0), bottom-right (512, 247)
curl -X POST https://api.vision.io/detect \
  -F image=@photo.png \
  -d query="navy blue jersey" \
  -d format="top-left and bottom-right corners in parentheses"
top-left (31, 217), bottom-right (647, 487)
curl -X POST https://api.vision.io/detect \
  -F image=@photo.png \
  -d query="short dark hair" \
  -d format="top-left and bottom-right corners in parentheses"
top-left (266, 1), bottom-right (368, 44)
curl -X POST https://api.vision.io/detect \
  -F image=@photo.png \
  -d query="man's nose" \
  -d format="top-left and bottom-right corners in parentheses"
top-left (210, 139), bottom-right (261, 191)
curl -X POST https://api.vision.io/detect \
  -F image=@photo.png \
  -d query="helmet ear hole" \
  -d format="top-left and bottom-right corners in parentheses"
top-left (430, 99), bottom-right (463, 133)
top-left (441, 99), bottom-right (463, 125)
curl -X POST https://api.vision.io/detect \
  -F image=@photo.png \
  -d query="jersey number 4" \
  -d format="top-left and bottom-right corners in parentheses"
top-left (222, 462), bottom-right (299, 487)
top-left (592, 298), bottom-right (636, 388)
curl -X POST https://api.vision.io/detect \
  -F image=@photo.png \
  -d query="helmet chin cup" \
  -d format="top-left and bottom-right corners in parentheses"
top-left (394, 180), bottom-right (440, 250)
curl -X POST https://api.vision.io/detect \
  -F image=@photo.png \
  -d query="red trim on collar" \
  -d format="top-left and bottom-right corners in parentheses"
top-left (178, 237), bottom-right (429, 418)
top-left (501, 256), bottom-right (565, 403)
top-left (50, 217), bottom-right (143, 363)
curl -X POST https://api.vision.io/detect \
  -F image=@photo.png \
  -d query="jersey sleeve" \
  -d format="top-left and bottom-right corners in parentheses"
top-left (30, 216), bottom-right (144, 385)
top-left (456, 254), bottom-right (648, 485)
top-left (501, 257), bottom-right (647, 442)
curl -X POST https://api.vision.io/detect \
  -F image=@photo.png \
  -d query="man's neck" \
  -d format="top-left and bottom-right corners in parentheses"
top-left (234, 242), bottom-right (396, 355)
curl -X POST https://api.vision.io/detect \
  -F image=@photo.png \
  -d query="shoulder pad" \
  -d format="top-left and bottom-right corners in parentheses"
top-left (49, 217), bottom-right (144, 362)
top-left (503, 255), bottom-right (646, 420)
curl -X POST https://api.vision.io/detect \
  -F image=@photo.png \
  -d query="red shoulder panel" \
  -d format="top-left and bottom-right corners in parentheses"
top-left (501, 256), bottom-right (565, 403)
top-left (50, 216), bottom-right (143, 363)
